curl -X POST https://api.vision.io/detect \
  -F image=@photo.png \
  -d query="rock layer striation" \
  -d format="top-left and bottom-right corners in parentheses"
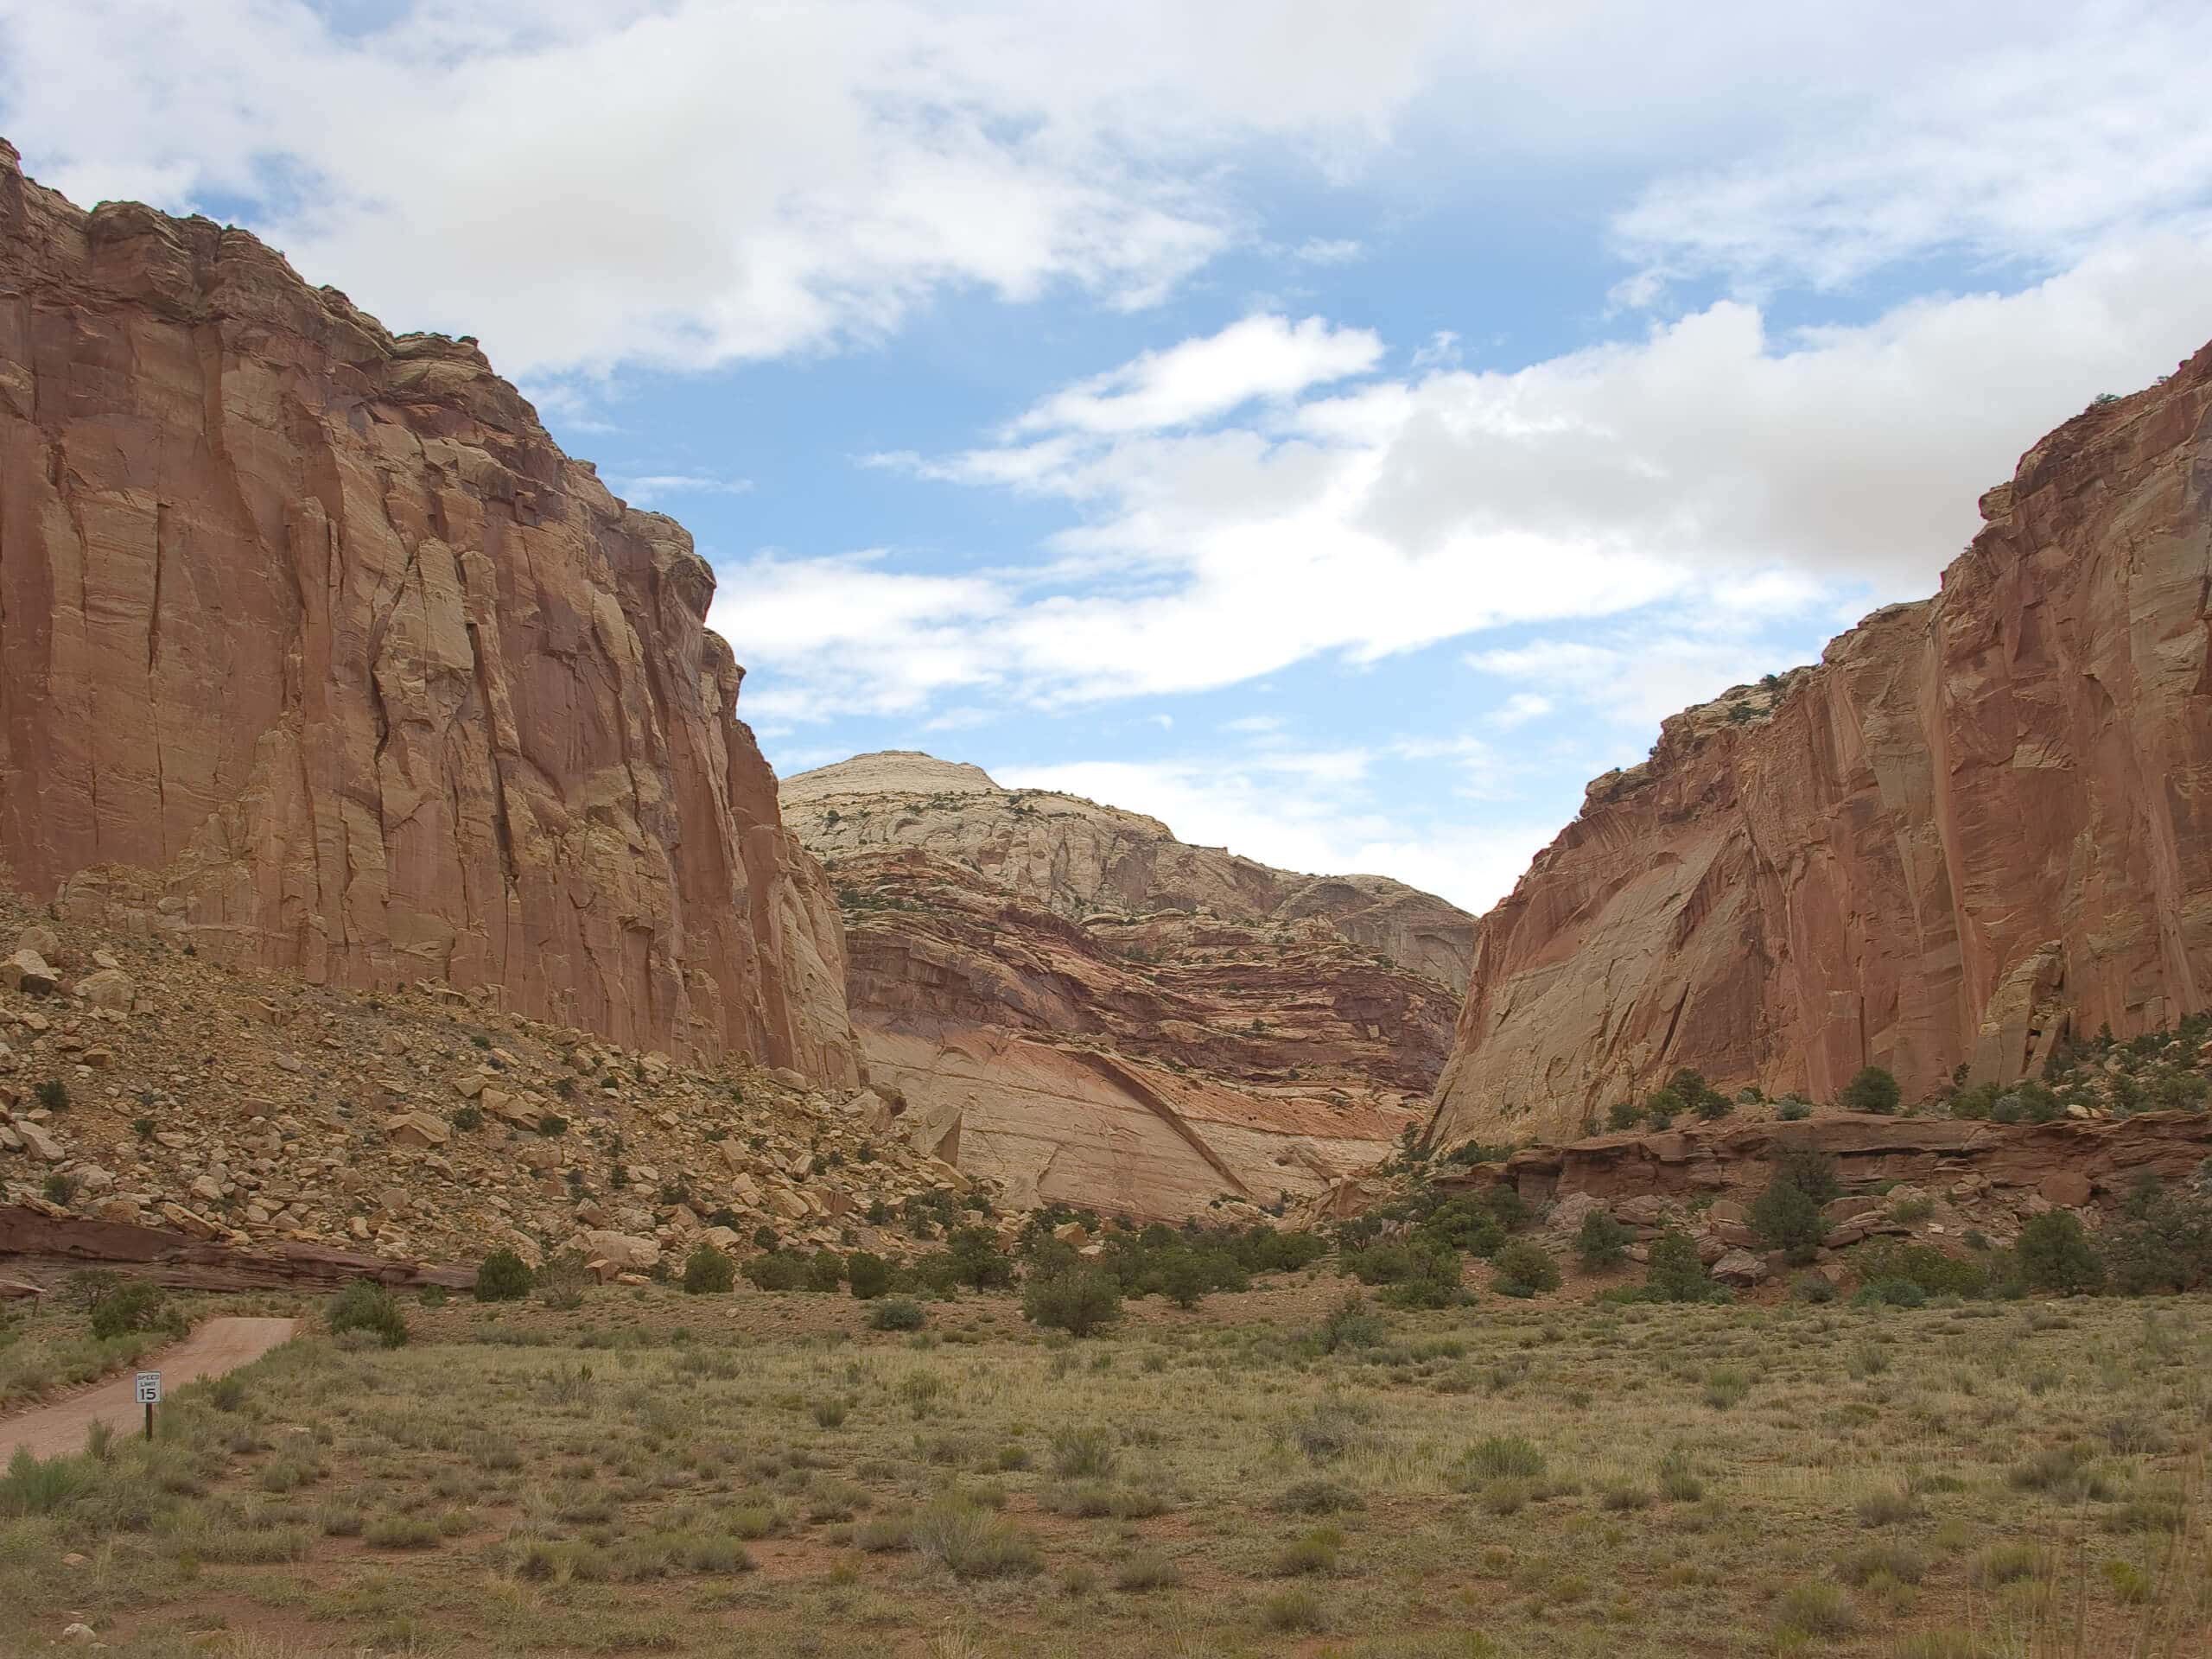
top-left (0, 142), bottom-right (857, 1080)
top-left (784, 753), bottom-right (1474, 1217)
top-left (1430, 346), bottom-right (2212, 1147)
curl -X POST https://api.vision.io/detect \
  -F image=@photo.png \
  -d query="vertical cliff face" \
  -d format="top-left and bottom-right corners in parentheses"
top-left (0, 142), bottom-right (860, 1083)
top-left (1429, 343), bottom-right (2212, 1147)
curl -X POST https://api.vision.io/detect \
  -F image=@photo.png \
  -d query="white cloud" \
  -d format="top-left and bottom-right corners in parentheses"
top-left (993, 750), bottom-right (1552, 913)
top-left (1009, 314), bottom-right (1383, 435)
top-left (1612, 5), bottom-right (2212, 296)
top-left (1468, 628), bottom-right (1808, 730)
top-left (1489, 693), bottom-right (1554, 729)
top-left (1292, 238), bottom-right (1365, 265)
top-left (736, 239), bottom-right (2212, 723)
top-left (613, 473), bottom-right (754, 510)
top-left (0, 0), bottom-right (1461, 378)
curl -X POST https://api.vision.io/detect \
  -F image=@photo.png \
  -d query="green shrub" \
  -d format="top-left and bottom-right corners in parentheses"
top-left (1773, 1147), bottom-right (1840, 1204)
top-left (944, 1226), bottom-right (1014, 1290)
top-left (1491, 1239), bottom-right (1560, 1298)
top-left (473, 1249), bottom-right (533, 1303)
top-left (1413, 1197), bottom-right (1505, 1257)
top-left (2018, 1211), bottom-right (2105, 1295)
top-left (1750, 1178), bottom-right (1827, 1264)
top-left (1605, 1100), bottom-right (1639, 1131)
top-left (804, 1250), bottom-right (845, 1294)
top-left (87, 1279), bottom-right (178, 1341)
top-left (867, 1297), bottom-right (926, 1332)
top-left (908, 1495), bottom-right (1040, 1580)
top-left (328, 1280), bottom-right (409, 1347)
top-left (450, 1103), bottom-right (484, 1132)
top-left (1460, 1435), bottom-right (1546, 1482)
top-left (1022, 1268), bottom-right (1122, 1337)
top-left (1854, 1242), bottom-right (1988, 1300)
top-left (1, 1446), bottom-right (87, 1516)
top-left (1776, 1096), bottom-right (1813, 1121)
top-left (2102, 1178), bottom-right (2212, 1294)
top-left (1840, 1065), bottom-right (1901, 1115)
top-left (741, 1251), bottom-right (808, 1293)
top-left (682, 1244), bottom-right (736, 1295)
top-left (33, 1077), bottom-right (69, 1111)
top-left (1154, 1248), bottom-right (1212, 1308)
top-left (1574, 1210), bottom-right (1630, 1269)
top-left (1378, 1243), bottom-right (1465, 1309)
top-left (846, 1251), bottom-right (891, 1300)
top-left (1645, 1228), bottom-right (1712, 1302)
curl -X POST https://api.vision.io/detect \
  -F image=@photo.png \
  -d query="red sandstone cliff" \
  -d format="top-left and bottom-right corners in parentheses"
top-left (0, 142), bottom-right (860, 1083)
top-left (1428, 343), bottom-right (2212, 1147)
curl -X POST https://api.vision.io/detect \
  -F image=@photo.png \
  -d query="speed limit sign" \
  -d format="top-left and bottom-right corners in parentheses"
top-left (135, 1371), bottom-right (162, 1404)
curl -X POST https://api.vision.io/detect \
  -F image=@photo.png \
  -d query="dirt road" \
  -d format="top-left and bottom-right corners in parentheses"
top-left (0, 1317), bottom-right (298, 1462)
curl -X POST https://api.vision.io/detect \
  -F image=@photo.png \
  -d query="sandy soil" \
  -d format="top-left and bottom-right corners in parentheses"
top-left (0, 1316), bottom-right (298, 1461)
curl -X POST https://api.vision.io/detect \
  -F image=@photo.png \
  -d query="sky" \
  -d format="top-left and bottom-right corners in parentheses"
top-left (8, 2), bottom-right (2212, 913)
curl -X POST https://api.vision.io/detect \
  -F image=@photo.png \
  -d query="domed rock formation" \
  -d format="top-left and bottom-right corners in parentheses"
top-left (783, 753), bottom-right (1475, 1217)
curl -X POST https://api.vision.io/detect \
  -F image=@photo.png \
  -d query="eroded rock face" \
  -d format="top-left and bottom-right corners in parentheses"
top-left (0, 142), bottom-right (857, 1081)
top-left (784, 757), bottom-right (1474, 1217)
top-left (784, 752), bottom-right (1478, 993)
top-left (1429, 346), bottom-right (2212, 1147)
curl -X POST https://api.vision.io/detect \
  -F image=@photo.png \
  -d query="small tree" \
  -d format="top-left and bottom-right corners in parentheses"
top-left (1840, 1066), bottom-right (1902, 1115)
top-left (473, 1248), bottom-right (533, 1303)
top-left (847, 1250), bottom-right (891, 1300)
top-left (1606, 1100), bottom-right (1640, 1132)
top-left (1378, 1243), bottom-right (1465, 1309)
top-left (682, 1243), bottom-right (736, 1294)
top-left (1155, 1249), bottom-right (1212, 1309)
top-left (88, 1279), bottom-right (174, 1340)
top-left (1773, 1148), bottom-right (1841, 1205)
top-left (1750, 1178), bottom-right (1828, 1265)
top-left (1492, 1238), bottom-right (1560, 1298)
top-left (1023, 1268), bottom-right (1122, 1337)
top-left (867, 1296), bottom-right (926, 1332)
top-left (2017, 1211), bottom-right (2105, 1295)
top-left (1575, 1210), bottom-right (1630, 1270)
top-left (328, 1280), bottom-right (410, 1347)
top-left (1646, 1228), bottom-right (1711, 1303)
top-left (1642, 1087), bottom-right (1684, 1129)
top-left (946, 1225), bottom-right (1014, 1290)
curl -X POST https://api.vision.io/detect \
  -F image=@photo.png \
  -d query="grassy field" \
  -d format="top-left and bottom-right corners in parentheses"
top-left (3, 1276), bottom-right (2209, 1658)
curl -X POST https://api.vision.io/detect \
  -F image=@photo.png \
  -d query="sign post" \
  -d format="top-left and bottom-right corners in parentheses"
top-left (135, 1370), bottom-right (162, 1440)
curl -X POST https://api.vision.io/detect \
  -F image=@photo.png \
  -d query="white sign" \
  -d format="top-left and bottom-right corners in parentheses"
top-left (134, 1371), bottom-right (162, 1405)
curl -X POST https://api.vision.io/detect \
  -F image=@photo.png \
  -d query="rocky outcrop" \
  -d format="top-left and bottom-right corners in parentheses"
top-left (0, 893), bottom-right (970, 1268)
top-left (785, 752), bottom-right (1477, 993)
top-left (1441, 1111), bottom-right (2212, 1211)
top-left (785, 756), bottom-right (1474, 1217)
top-left (1429, 346), bottom-right (2212, 1146)
top-left (0, 142), bottom-right (857, 1081)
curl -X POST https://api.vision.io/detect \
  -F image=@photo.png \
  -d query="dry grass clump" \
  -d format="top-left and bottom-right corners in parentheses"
top-left (3, 1278), bottom-right (2209, 1656)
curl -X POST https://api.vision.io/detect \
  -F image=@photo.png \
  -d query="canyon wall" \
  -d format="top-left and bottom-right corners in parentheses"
top-left (0, 141), bottom-right (860, 1082)
top-left (1429, 344), bottom-right (2212, 1147)
top-left (784, 753), bottom-right (1471, 1217)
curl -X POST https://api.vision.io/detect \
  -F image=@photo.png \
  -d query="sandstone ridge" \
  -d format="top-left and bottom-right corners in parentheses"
top-left (784, 754), bottom-right (1478, 1218)
top-left (1429, 346), bottom-right (2212, 1146)
top-left (0, 140), bottom-right (857, 1081)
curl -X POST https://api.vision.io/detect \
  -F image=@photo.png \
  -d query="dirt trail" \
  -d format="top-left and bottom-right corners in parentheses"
top-left (0, 1317), bottom-right (297, 1462)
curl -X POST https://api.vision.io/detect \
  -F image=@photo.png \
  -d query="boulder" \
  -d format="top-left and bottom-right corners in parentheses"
top-left (1, 949), bottom-right (58, 995)
top-left (384, 1111), bottom-right (452, 1149)
top-left (1543, 1192), bottom-right (1603, 1236)
top-left (570, 1230), bottom-right (658, 1274)
top-left (1711, 1249), bottom-right (1768, 1286)
top-left (73, 967), bottom-right (135, 1012)
top-left (2039, 1170), bottom-right (2094, 1208)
